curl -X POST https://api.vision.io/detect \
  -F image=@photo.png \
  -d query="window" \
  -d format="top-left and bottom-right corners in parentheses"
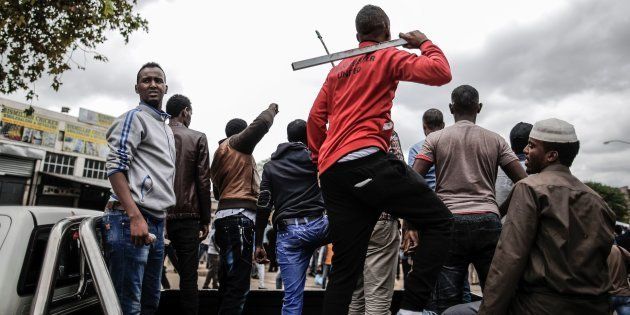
top-left (43, 153), bottom-right (76, 175)
top-left (83, 159), bottom-right (106, 180)
top-left (17, 225), bottom-right (83, 296)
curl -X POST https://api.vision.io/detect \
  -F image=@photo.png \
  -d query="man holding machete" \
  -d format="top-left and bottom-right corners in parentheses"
top-left (306, 5), bottom-right (453, 315)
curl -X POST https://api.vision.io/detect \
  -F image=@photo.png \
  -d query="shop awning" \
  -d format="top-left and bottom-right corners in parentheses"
top-left (40, 172), bottom-right (111, 189)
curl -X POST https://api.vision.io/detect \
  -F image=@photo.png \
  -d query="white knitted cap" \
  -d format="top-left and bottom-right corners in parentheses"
top-left (530, 118), bottom-right (578, 143)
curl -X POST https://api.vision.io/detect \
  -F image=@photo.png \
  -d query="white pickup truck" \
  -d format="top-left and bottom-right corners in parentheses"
top-left (0, 206), bottom-right (101, 315)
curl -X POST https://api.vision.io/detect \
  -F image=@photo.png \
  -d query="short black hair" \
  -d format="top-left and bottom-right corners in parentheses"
top-left (225, 118), bottom-right (247, 137)
top-left (287, 119), bottom-right (307, 144)
top-left (451, 85), bottom-right (479, 113)
top-left (137, 62), bottom-right (165, 83)
top-left (165, 94), bottom-right (191, 117)
top-left (422, 108), bottom-right (444, 130)
top-left (510, 122), bottom-right (533, 154)
top-left (541, 141), bottom-right (580, 167)
top-left (355, 5), bottom-right (389, 37)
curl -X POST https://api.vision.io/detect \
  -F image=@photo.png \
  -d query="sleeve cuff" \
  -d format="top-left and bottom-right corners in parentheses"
top-left (107, 169), bottom-right (125, 177)
top-left (415, 153), bottom-right (433, 163)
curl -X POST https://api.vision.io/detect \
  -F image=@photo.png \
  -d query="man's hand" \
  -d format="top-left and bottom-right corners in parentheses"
top-left (402, 229), bottom-right (420, 254)
top-left (129, 215), bottom-right (150, 246)
top-left (199, 224), bottom-right (209, 241)
top-left (399, 31), bottom-right (429, 49)
top-left (268, 103), bottom-right (279, 114)
top-left (255, 246), bottom-right (270, 264)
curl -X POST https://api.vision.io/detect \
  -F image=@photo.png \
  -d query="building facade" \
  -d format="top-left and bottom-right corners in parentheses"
top-left (0, 97), bottom-right (114, 210)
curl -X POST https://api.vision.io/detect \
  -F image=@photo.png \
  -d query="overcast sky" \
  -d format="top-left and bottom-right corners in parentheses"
top-left (7, 0), bottom-right (630, 187)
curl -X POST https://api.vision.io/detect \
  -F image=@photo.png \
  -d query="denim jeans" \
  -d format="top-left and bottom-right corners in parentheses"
top-left (276, 215), bottom-right (329, 315)
top-left (166, 218), bottom-right (201, 315)
top-left (430, 213), bottom-right (501, 314)
top-left (102, 208), bottom-right (165, 315)
top-left (612, 296), bottom-right (630, 315)
top-left (214, 214), bottom-right (254, 315)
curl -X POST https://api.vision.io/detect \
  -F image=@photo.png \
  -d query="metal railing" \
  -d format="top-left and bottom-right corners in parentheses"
top-left (30, 215), bottom-right (122, 315)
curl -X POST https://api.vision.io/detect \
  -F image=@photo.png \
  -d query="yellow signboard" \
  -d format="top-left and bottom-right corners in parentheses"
top-left (1, 105), bottom-right (59, 132)
top-left (65, 123), bottom-right (107, 144)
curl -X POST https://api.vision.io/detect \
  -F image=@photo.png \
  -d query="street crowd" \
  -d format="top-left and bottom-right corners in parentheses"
top-left (100, 4), bottom-right (626, 315)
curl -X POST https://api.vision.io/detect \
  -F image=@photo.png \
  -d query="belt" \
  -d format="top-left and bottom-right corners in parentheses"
top-left (278, 215), bottom-right (322, 228)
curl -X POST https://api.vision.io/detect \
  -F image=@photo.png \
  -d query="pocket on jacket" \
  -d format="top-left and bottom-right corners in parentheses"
top-left (140, 174), bottom-right (153, 201)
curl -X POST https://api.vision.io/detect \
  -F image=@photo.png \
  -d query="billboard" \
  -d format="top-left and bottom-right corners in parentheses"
top-left (78, 108), bottom-right (115, 128)
top-left (63, 123), bottom-right (108, 158)
top-left (0, 105), bottom-right (58, 147)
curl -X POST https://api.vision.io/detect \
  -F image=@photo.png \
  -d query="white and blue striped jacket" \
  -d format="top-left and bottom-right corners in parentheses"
top-left (105, 102), bottom-right (177, 218)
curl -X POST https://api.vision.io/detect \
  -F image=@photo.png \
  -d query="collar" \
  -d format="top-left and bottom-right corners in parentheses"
top-left (541, 164), bottom-right (571, 174)
top-left (455, 120), bottom-right (475, 125)
top-left (138, 102), bottom-right (171, 121)
top-left (169, 121), bottom-right (186, 128)
top-left (359, 41), bottom-right (379, 48)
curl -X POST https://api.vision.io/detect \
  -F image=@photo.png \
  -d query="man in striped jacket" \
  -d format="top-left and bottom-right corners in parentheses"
top-left (103, 62), bottom-right (176, 315)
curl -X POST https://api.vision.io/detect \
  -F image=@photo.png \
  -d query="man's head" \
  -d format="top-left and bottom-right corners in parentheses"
top-left (135, 62), bottom-right (168, 108)
top-left (422, 108), bottom-right (445, 136)
top-left (287, 119), bottom-right (307, 144)
top-left (524, 118), bottom-right (580, 174)
top-left (449, 85), bottom-right (482, 117)
top-left (510, 122), bottom-right (533, 155)
top-left (225, 118), bottom-right (247, 137)
top-left (355, 5), bottom-right (391, 43)
top-left (166, 94), bottom-right (192, 127)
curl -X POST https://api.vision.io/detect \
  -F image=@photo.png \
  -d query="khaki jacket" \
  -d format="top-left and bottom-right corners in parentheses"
top-left (167, 122), bottom-right (211, 224)
top-left (479, 164), bottom-right (615, 315)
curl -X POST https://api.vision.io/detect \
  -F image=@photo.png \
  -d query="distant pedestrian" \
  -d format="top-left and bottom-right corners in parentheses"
top-left (203, 225), bottom-right (220, 290)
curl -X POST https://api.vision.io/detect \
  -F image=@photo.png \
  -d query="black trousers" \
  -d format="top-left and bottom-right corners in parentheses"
top-left (166, 218), bottom-right (201, 315)
top-left (319, 152), bottom-right (453, 314)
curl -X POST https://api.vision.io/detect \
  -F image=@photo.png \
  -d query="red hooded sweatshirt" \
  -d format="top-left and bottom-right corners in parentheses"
top-left (307, 40), bottom-right (452, 174)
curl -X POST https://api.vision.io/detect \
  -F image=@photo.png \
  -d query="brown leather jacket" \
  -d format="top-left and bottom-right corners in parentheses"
top-left (210, 108), bottom-right (276, 211)
top-left (167, 122), bottom-right (212, 224)
top-left (479, 164), bottom-right (615, 315)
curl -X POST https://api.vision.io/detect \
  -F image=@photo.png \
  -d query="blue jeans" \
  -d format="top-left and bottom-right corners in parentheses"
top-left (102, 208), bottom-right (165, 315)
top-left (612, 296), bottom-right (630, 315)
top-left (214, 214), bottom-right (254, 315)
top-left (276, 215), bottom-right (329, 315)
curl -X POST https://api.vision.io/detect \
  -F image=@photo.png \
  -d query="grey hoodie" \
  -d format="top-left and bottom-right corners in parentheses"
top-left (106, 102), bottom-right (176, 218)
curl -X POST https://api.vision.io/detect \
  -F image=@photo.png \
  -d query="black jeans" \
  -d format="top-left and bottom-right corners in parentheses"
top-left (214, 214), bottom-right (254, 315)
top-left (319, 152), bottom-right (453, 313)
top-left (430, 213), bottom-right (501, 314)
top-left (166, 218), bottom-right (201, 315)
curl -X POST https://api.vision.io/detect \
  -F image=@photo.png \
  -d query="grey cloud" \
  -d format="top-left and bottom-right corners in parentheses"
top-left (392, 0), bottom-right (630, 186)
